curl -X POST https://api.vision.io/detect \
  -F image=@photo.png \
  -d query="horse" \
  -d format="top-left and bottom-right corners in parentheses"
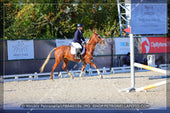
top-left (40, 32), bottom-right (105, 80)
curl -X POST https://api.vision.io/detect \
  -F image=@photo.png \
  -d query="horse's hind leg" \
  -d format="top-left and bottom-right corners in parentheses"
top-left (50, 61), bottom-right (60, 80)
top-left (62, 59), bottom-right (74, 79)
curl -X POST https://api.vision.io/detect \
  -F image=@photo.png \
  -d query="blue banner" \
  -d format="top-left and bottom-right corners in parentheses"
top-left (131, 0), bottom-right (167, 34)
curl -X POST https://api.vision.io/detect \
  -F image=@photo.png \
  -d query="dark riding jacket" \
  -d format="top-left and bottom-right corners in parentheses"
top-left (72, 29), bottom-right (85, 44)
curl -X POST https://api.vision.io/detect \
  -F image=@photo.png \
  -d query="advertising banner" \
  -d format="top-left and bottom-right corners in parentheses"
top-left (131, 0), bottom-right (167, 34)
top-left (7, 40), bottom-right (34, 60)
top-left (115, 38), bottom-right (130, 55)
top-left (141, 37), bottom-right (170, 53)
top-left (55, 39), bottom-right (89, 47)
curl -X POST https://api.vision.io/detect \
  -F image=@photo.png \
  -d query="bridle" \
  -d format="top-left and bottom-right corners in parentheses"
top-left (86, 34), bottom-right (103, 45)
top-left (85, 33), bottom-right (103, 50)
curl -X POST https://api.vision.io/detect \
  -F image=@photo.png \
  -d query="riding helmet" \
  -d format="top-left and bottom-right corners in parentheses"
top-left (77, 23), bottom-right (83, 27)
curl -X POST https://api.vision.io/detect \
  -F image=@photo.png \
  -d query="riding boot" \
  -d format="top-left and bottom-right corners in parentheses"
top-left (75, 48), bottom-right (80, 59)
top-left (78, 49), bottom-right (83, 62)
top-left (79, 55), bottom-right (83, 62)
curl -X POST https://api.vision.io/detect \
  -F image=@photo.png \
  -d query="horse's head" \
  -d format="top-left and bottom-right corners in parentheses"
top-left (92, 32), bottom-right (105, 45)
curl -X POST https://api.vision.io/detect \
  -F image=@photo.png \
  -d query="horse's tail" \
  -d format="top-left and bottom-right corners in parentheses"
top-left (40, 48), bottom-right (56, 73)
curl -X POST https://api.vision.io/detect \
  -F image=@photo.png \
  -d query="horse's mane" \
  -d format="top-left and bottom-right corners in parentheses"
top-left (86, 32), bottom-right (97, 44)
top-left (86, 38), bottom-right (90, 43)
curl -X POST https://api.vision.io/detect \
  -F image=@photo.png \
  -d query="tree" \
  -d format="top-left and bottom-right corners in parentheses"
top-left (3, 0), bottom-right (121, 39)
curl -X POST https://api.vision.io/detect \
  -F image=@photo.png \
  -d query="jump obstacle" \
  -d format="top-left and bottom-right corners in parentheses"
top-left (134, 63), bottom-right (167, 75)
top-left (135, 79), bottom-right (170, 92)
top-left (134, 62), bottom-right (170, 92)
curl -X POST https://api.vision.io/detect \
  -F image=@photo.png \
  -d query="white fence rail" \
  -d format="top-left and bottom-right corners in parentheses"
top-left (2, 64), bottom-right (169, 82)
top-left (159, 64), bottom-right (170, 70)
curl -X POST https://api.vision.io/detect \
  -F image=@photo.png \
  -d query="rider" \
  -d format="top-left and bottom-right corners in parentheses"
top-left (72, 23), bottom-right (86, 60)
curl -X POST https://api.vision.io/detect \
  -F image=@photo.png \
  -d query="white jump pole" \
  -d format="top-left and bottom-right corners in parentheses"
top-left (120, 33), bottom-right (136, 92)
top-left (134, 63), bottom-right (167, 75)
top-left (130, 33), bottom-right (135, 90)
top-left (120, 0), bottom-right (136, 92)
top-left (136, 79), bottom-right (170, 92)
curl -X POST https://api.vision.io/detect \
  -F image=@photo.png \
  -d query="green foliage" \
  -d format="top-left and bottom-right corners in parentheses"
top-left (2, 0), bottom-right (119, 39)
top-left (1, 0), bottom-right (170, 39)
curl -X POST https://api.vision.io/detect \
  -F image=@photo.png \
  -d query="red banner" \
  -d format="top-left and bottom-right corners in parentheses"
top-left (141, 37), bottom-right (170, 53)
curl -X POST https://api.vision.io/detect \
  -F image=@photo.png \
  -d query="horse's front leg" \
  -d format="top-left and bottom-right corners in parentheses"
top-left (79, 62), bottom-right (87, 79)
top-left (86, 59), bottom-right (103, 79)
top-left (62, 59), bottom-right (74, 79)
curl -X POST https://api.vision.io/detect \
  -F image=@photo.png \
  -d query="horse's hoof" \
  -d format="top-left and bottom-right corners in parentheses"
top-left (79, 76), bottom-right (83, 80)
top-left (100, 75), bottom-right (103, 79)
top-left (50, 77), bottom-right (54, 81)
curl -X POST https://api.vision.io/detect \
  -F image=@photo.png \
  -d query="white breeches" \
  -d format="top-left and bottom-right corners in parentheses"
top-left (71, 42), bottom-right (82, 49)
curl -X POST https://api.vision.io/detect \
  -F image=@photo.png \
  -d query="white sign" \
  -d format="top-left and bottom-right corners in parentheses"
top-left (115, 38), bottom-right (130, 55)
top-left (7, 40), bottom-right (34, 60)
top-left (55, 39), bottom-right (72, 47)
top-left (131, 0), bottom-right (167, 34)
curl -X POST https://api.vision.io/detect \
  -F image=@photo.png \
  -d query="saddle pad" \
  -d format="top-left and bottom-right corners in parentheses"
top-left (71, 46), bottom-right (85, 55)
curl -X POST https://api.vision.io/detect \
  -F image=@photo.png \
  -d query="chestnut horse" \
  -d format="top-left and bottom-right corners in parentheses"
top-left (40, 32), bottom-right (105, 80)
